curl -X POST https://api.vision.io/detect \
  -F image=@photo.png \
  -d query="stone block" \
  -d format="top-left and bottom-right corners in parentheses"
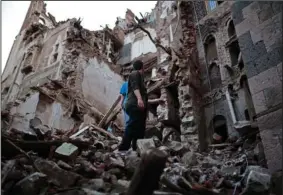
top-left (258, 4), bottom-right (275, 24)
top-left (263, 83), bottom-right (282, 109)
top-left (242, 170), bottom-right (271, 194)
top-left (237, 31), bottom-right (254, 51)
top-left (242, 2), bottom-right (260, 18)
top-left (248, 66), bottom-right (281, 94)
top-left (266, 36), bottom-right (282, 53)
top-left (261, 16), bottom-right (282, 52)
top-left (257, 108), bottom-right (282, 132)
top-left (252, 91), bottom-right (267, 114)
top-left (136, 138), bottom-right (155, 154)
top-left (55, 143), bottom-right (79, 160)
top-left (232, 1), bottom-right (253, 25)
top-left (260, 129), bottom-right (282, 173)
top-left (232, 8), bottom-right (244, 26)
top-left (257, 109), bottom-right (282, 173)
top-left (250, 30), bottom-right (263, 44)
top-left (241, 40), bottom-right (267, 63)
top-left (244, 61), bottom-right (259, 78)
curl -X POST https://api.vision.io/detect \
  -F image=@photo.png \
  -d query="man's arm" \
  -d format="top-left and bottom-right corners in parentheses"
top-left (148, 98), bottom-right (163, 104)
top-left (119, 83), bottom-right (126, 107)
top-left (118, 94), bottom-right (124, 107)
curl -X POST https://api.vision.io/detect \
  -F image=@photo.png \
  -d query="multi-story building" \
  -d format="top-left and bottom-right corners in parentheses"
top-left (2, 1), bottom-right (282, 173)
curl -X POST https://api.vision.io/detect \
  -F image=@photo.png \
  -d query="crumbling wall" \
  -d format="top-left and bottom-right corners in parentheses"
top-left (232, 1), bottom-right (282, 173)
top-left (81, 57), bottom-right (123, 114)
top-left (2, 1), bottom-right (61, 107)
top-left (2, 2), bottom-right (126, 133)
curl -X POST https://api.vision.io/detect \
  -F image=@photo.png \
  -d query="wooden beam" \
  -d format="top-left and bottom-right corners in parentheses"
top-left (98, 96), bottom-right (120, 128)
top-left (90, 124), bottom-right (119, 140)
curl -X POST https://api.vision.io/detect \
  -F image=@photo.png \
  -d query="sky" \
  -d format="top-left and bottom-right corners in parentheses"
top-left (1, 1), bottom-right (157, 72)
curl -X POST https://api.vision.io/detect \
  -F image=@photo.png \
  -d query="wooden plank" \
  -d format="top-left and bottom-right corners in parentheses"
top-left (98, 96), bottom-right (120, 128)
top-left (90, 124), bottom-right (119, 140)
top-left (69, 126), bottom-right (90, 139)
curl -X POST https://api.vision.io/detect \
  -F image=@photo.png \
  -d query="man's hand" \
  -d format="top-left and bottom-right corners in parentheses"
top-left (137, 98), bottom-right (145, 110)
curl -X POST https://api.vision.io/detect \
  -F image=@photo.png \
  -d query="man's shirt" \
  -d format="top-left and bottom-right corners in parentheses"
top-left (125, 71), bottom-right (148, 109)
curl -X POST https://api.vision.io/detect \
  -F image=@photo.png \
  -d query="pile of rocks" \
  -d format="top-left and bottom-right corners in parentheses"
top-left (1, 126), bottom-right (281, 195)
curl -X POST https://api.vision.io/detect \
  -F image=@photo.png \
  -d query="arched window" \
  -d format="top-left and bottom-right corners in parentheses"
top-left (212, 115), bottom-right (228, 142)
top-left (227, 20), bottom-right (240, 66)
top-left (209, 63), bottom-right (222, 89)
top-left (204, 35), bottom-right (218, 63)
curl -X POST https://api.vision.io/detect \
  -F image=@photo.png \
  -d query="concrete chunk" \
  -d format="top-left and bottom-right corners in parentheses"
top-left (137, 138), bottom-right (155, 154)
top-left (242, 170), bottom-right (271, 194)
top-left (55, 143), bottom-right (79, 160)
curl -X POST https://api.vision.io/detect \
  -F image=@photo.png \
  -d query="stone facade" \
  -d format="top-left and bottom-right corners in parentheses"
top-left (232, 1), bottom-right (282, 173)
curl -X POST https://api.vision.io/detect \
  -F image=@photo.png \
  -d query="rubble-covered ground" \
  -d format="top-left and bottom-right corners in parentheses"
top-left (1, 123), bottom-right (281, 195)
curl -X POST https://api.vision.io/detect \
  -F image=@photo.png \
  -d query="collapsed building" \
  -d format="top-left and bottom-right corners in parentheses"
top-left (1, 1), bottom-right (282, 195)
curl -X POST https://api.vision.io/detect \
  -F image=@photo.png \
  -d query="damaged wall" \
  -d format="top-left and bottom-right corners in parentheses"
top-left (2, 1), bottom-right (125, 135)
top-left (117, 27), bottom-right (157, 66)
top-left (232, 1), bottom-right (282, 173)
top-left (81, 57), bottom-right (123, 114)
top-left (10, 92), bottom-right (75, 135)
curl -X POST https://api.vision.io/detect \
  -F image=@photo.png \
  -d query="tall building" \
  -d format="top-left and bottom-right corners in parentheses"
top-left (2, 1), bottom-right (282, 173)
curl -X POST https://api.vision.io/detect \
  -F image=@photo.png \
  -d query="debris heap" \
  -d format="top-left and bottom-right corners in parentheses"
top-left (2, 123), bottom-right (280, 195)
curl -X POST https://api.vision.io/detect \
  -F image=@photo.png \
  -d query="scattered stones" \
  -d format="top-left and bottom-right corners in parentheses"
top-left (242, 170), bottom-right (271, 194)
top-left (34, 159), bottom-right (81, 187)
top-left (201, 156), bottom-right (221, 168)
top-left (12, 172), bottom-right (47, 195)
top-left (221, 166), bottom-right (241, 177)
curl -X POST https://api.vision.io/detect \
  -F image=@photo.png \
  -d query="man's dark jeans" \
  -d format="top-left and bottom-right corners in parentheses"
top-left (118, 106), bottom-right (147, 151)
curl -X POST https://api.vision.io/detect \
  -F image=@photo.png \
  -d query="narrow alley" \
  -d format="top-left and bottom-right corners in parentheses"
top-left (1, 1), bottom-right (282, 195)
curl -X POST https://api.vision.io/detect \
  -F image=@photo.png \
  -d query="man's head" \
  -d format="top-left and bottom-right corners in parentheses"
top-left (132, 60), bottom-right (144, 74)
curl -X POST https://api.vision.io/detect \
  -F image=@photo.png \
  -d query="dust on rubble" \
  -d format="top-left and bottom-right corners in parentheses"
top-left (1, 123), bottom-right (279, 195)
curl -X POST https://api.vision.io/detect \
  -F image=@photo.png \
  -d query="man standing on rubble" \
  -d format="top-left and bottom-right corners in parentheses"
top-left (118, 60), bottom-right (148, 151)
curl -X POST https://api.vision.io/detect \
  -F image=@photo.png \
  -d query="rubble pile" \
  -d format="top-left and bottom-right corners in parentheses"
top-left (2, 122), bottom-right (279, 195)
